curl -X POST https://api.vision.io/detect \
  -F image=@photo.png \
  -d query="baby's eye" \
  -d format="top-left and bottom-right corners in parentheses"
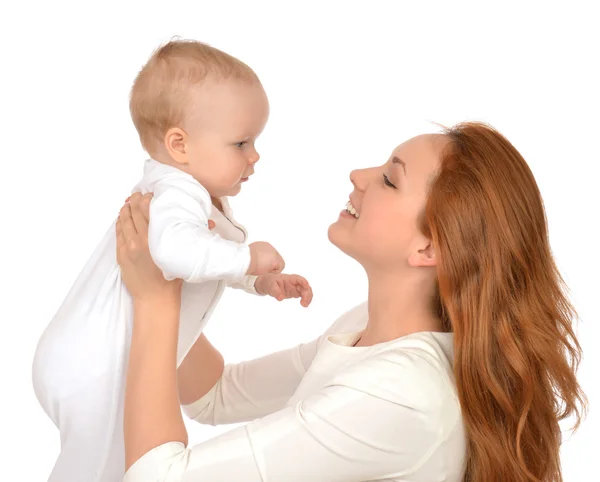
top-left (235, 141), bottom-right (247, 148)
top-left (383, 174), bottom-right (397, 189)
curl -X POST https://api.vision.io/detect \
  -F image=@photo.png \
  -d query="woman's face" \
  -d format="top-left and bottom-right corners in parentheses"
top-left (328, 134), bottom-right (444, 273)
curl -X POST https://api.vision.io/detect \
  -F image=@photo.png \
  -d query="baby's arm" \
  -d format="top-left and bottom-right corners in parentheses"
top-left (227, 275), bottom-right (263, 295)
top-left (148, 177), bottom-right (250, 283)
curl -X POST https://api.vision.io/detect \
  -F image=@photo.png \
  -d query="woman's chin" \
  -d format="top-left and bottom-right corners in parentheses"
top-left (327, 220), bottom-right (348, 251)
top-left (328, 223), bottom-right (365, 267)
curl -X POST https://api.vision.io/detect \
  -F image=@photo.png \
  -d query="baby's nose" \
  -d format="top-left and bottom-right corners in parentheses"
top-left (249, 151), bottom-right (260, 164)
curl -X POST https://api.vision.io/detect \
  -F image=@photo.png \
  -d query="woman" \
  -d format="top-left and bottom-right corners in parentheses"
top-left (117, 122), bottom-right (586, 481)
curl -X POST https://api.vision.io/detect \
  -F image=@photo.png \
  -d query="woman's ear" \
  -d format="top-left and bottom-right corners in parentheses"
top-left (408, 241), bottom-right (437, 268)
top-left (164, 127), bottom-right (189, 165)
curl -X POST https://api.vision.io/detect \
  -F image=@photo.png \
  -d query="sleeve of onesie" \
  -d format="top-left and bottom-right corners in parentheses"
top-left (123, 348), bottom-right (457, 482)
top-left (148, 176), bottom-right (251, 283)
top-left (226, 275), bottom-right (263, 295)
top-left (181, 303), bottom-right (369, 425)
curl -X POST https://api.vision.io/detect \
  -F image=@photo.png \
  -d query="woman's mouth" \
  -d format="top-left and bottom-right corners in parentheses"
top-left (344, 200), bottom-right (359, 219)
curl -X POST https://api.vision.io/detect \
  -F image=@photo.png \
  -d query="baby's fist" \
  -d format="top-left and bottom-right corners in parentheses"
top-left (247, 242), bottom-right (285, 276)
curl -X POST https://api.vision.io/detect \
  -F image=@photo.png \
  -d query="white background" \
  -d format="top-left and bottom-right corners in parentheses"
top-left (1, 1), bottom-right (597, 480)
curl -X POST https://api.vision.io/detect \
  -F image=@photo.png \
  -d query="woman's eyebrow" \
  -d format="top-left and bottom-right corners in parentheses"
top-left (392, 156), bottom-right (407, 175)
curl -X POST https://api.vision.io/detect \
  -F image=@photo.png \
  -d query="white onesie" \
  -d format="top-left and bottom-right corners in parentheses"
top-left (32, 159), bottom-right (259, 482)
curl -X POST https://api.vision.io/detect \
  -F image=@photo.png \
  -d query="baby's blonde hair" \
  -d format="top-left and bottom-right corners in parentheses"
top-left (130, 39), bottom-right (258, 152)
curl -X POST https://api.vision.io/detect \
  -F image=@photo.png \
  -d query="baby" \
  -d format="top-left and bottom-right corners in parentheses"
top-left (32, 39), bottom-right (312, 482)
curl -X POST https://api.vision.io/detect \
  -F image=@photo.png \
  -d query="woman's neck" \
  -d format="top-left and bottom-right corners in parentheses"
top-left (358, 270), bottom-right (442, 347)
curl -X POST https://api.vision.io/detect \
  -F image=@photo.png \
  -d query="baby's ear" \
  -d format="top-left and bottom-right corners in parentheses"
top-left (164, 127), bottom-right (188, 165)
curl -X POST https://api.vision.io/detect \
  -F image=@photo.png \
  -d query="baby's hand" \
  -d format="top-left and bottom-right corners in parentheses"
top-left (247, 242), bottom-right (285, 276)
top-left (255, 274), bottom-right (313, 307)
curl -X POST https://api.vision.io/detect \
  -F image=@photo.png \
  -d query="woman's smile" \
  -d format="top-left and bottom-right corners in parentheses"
top-left (344, 200), bottom-right (359, 218)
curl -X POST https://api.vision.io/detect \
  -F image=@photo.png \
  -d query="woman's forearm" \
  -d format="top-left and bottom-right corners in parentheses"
top-left (124, 298), bottom-right (188, 471)
top-left (178, 334), bottom-right (225, 405)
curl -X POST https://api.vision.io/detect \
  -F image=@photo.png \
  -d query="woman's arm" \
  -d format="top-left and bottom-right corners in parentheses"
top-left (180, 335), bottom-right (321, 424)
top-left (178, 303), bottom-right (369, 425)
top-left (116, 193), bottom-right (189, 470)
top-left (124, 348), bottom-right (459, 482)
top-left (177, 334), bottom-right (225, 406)
top-left (125, 296), bottom-right (187, 469)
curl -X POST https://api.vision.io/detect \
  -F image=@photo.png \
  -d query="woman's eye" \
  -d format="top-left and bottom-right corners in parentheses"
top-left (383, 174), bottom-right (396, 188)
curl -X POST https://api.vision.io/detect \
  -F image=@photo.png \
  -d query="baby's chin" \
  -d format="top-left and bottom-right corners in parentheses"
top-left (224, 183), bottom-right (243, 197)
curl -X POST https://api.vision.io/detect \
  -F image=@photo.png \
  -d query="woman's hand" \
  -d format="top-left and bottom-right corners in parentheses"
top-left (116, 192), bottom-right (182, 303)
top-left (119, 193), bottom-right (191, 470)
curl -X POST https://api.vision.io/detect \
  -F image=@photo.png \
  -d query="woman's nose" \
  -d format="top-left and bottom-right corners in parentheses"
top-left (349, 168), bottom-right (370, 191)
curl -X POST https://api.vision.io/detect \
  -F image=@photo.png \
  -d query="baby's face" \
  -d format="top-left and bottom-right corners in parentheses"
top-left (182, 80), bottom-right (270, 198)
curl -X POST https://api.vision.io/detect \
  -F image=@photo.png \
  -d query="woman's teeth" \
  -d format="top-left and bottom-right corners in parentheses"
top-left (345, 201), bottom-right (359, 219)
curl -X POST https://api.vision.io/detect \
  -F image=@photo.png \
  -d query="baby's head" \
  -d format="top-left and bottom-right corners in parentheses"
top-left (130, 39), bottom-right (269, 197)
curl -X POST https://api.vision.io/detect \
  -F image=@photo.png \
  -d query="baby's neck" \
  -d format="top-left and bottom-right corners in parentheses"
top-left (148, 150), bottom-right (223, 214)
top-left (211, 197), bottom-right (224, 213)
top-left (149, 148), bottom-right (177, 168)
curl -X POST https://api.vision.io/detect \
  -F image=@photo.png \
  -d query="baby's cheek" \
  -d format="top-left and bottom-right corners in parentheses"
top-left (225, 166), bottom-right (244, 185)
top-left (211, 168), bottom-right (239, 192)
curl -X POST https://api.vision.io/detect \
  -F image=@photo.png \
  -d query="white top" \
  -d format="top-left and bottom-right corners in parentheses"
top-left (124, 303), bottom-right (467, 482)
top-left (31, 161), bottom-right (262, 482)
top-left (132, 159), bottom-right (251, 283)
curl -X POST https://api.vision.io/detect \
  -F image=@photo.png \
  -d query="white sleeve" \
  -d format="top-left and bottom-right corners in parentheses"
top-left (182, 336), bottom-right (322, 425)
top-left (124, 349), bottom-right (456, 482)
top-left (226, 275), bottom-right (263, 295)
top-left (148, 177), bottom-right (251, 282)
top-left (181, 303), bottom-right (368, 425)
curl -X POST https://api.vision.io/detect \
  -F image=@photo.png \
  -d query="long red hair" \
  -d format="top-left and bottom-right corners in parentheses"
top-left (423, 122), bottom-right (587, 481)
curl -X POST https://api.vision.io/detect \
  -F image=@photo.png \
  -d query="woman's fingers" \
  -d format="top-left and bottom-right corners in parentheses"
top-left (118, 203), bottom-right (138, 243)
top-left (115, 219), bottom-right (127, 252)
top-left (140, 193), bottom-right (153, 223)
top-left (116, 217), bottom-right (133, 267)
top-left (128, 192), bottom-right (151, 237)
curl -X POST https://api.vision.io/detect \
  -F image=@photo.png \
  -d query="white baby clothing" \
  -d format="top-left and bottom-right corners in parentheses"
top-left (32, 159), bottom-right (258, 482)
top-left (124, 302), bottom-right (467, 482)
top-left (139, 159), bottom-right (251, 283)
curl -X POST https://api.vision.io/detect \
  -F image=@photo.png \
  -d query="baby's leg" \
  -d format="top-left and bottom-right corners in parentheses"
top-left (32, 310), bottom-right (129, 481)
top-left (31, 239), bottom-right (130, 481)
top-left (43, 372), bottom-right (125, 482)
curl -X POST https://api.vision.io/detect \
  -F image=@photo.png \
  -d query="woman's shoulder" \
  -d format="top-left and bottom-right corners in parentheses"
top-left (318, 304), bottom-right (457, 402)
top-left (330, 331), bottom-right (459, 423)
top-left (322, 302), bottom-right (370, 336)
top-left (384, 330), bottom-right (455, 383)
